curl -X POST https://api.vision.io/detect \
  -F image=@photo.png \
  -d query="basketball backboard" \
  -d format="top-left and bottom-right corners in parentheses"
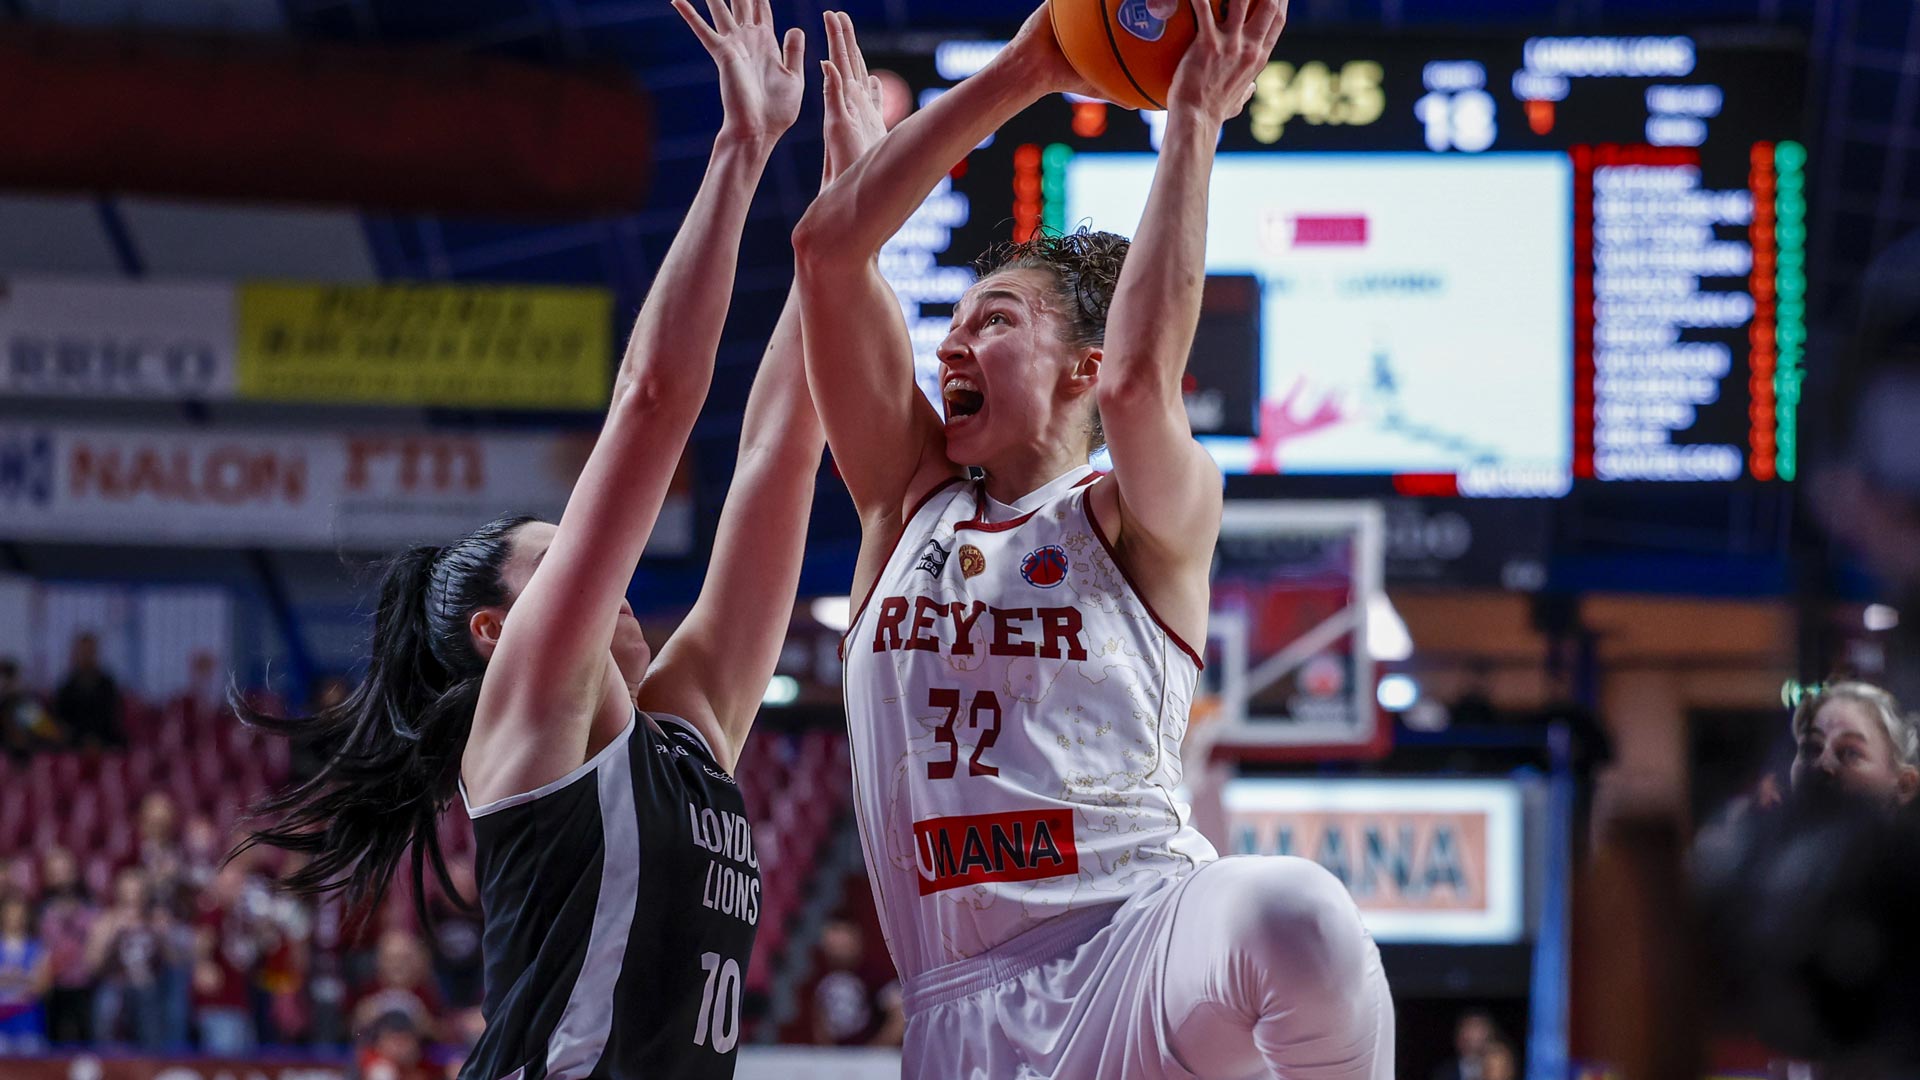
top-left (1197, 500), bottom-right (1389, 761)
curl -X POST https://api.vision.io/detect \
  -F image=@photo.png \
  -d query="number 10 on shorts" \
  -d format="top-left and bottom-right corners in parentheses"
top-left (694, 952), bottom-right (741, 1053)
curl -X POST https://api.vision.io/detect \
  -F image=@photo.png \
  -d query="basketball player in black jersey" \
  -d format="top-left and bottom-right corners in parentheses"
top-left (232, 5), bottom-right (890, 1078)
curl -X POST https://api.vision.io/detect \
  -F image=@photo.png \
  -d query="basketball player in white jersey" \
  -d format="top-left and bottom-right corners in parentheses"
top-left (795, 4), bottom-right (1392, 1078)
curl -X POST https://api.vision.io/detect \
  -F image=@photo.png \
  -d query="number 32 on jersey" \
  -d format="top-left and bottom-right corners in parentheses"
top-left (927, 688), bottom-right (1001, 780)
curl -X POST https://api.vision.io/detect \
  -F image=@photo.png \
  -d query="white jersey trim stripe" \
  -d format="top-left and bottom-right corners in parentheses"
top-left (544, 732), bottom-right (641, 1080)
top-left (459, 712), bottom-right (638, 819)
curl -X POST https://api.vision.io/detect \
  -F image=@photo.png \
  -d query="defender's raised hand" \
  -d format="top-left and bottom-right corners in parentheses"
top-left (1166, 0), bottom-right (1287, 125)
top-left (819, 11), bottom-right (887, 184)
top-left (673, 0), bottom-right (807, 144)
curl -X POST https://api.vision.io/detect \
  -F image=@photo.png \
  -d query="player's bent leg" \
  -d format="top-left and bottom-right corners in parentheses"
top-left (1161, 856), bottom-right (1394, 1080)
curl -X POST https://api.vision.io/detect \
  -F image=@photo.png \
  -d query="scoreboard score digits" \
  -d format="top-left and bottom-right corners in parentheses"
top-left (870, 31), bottom-right (1806, 496)
top-left (1250, 60), bottom-right (1387, 142)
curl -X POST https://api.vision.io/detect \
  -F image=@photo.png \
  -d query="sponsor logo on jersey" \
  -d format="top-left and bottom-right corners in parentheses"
top-left (1020, 545), bottom-right (1069, 589)
top-left (915, 538), bottom-right (951, 578)
top-left (1116, 0), bottom-right (1168, 41)
top-left (959, 543), bottom-right (986, 579)
top-left (870, 597), bottom-right (1088, 660)
top-left (913, 808), bottom-right (1078, 895)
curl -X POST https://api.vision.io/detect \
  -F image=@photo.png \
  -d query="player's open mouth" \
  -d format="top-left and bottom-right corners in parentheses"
top-left (943, 376), bottom-right (985, 423)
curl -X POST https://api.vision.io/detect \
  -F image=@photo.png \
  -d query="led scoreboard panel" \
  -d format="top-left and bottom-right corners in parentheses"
top-left (869, 33), bottom-right (1806, 495)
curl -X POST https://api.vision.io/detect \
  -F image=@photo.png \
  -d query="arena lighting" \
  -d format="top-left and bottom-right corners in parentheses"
top-left (1774, 140), bottom-right (1808, 481)
top-left (1405, 697), bottom-right (1451, 732)
top-left (1376, 673), bottom-right (1420, 712)
top-left (762, 675), bottom-right (800, 707)
top-left (934, 39), bottom-right (1008, 80)
top-left (1366, 594), bottom-right (1414, 662)
top-left (809, 596), bottom-right (852, 633)
top-left (1749, 141), bottom-right (1780, 480)
top-left (1864, 604), bottom-right (1901, 632)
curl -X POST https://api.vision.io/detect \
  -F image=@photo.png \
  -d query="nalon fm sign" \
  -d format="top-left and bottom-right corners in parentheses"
top-left (0, 422), bottom-right (686, 556)
top-left (1221, 778), bottom-right (1524, 944)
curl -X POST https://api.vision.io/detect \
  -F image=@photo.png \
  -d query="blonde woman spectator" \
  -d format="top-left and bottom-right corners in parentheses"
top-left (1790, 681), bottom-right (1920, 810)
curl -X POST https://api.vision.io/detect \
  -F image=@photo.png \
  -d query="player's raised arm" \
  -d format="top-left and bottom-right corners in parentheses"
top-left (792, 8), bottom-right (1088, 537)
top-left (1095, 0), bottom-right (1286, 632)
top-left (467, 0), bottom-right (805, 796)
top-left (632, 291), bottom-right (817, 771)
top-left (634, 27), bottom-right (888, 769)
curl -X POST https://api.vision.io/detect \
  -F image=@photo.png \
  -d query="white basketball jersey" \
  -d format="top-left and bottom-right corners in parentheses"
top-left (843, 465), bottom-right (1219, 980)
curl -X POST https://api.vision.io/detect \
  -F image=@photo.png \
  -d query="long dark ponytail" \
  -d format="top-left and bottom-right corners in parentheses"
top-left (235, 513), bottom-right (539, 922)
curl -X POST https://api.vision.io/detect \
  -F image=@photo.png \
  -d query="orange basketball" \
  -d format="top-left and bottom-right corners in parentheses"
top-left (1049, 0), bottom-right (1227, 112)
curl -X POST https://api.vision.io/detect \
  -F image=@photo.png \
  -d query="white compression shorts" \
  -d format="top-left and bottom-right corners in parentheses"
top-left (898, 855), bottom-right (1395, 1080)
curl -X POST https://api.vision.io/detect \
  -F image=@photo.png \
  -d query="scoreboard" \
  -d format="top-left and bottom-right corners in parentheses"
top-left (865, 31), bottom-right (1807, 497)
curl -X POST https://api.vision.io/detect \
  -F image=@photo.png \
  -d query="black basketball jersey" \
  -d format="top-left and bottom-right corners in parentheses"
top-left (457, 711), bottom-right (761, 1080)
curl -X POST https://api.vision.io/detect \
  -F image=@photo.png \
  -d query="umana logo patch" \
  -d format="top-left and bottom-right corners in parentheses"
top-left (914, 808), bottom-right (1078, 895)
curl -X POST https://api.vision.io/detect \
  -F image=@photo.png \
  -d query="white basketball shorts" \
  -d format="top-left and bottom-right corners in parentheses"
top-left (897, 856), bottom-right (1394, 1080)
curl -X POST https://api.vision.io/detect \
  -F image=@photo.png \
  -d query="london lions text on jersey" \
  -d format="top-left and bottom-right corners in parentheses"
top-left (457, 713), bottom-right (761, 1080)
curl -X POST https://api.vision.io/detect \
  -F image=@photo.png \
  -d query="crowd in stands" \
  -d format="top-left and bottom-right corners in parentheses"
top-left (0, 633), bottom-right (866, 1072)
top-left (2, 635), bottom-right (128, 759)
top-left (0, 802), bottom-right (483, 1075)
top-left (1428, 1011), bottom-right (1519, 1080)
top-left (0, 642), bottom-right (484, 1078)
top-left (0, 809), bottom-right (483, 1071)
top-left (799, 913), bottom-right (903, 1050)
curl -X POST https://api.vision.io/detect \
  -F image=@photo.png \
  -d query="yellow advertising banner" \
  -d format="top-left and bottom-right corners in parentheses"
top-left (237, 282), bottom-right (612, 409)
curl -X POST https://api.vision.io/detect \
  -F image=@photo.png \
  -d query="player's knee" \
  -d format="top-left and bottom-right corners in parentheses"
top-left (1234, 857), bottom-right (1372, 998)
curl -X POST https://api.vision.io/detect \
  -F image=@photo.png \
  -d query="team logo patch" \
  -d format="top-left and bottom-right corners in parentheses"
top-left (913, 808), bottom-right (1079, 896)
top-left (959, 544), bottom-right (986, 578)
top-left (915, 538), bottom-right (951, 577)
top-left (1116, 0), bottom-right (1168, 41)
top-left (1020, 545), bottom-right (1070, 588)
